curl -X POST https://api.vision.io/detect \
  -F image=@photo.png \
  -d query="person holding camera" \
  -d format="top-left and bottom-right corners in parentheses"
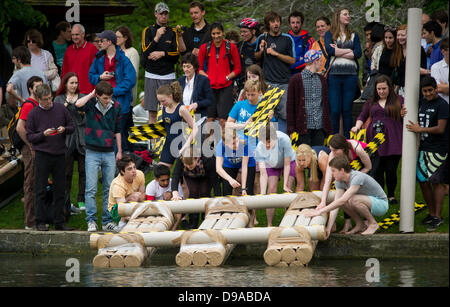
top-left (351, 74), bottom-right (406, 204)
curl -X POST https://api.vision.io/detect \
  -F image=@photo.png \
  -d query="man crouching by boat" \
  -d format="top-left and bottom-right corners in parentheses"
top-left (26, 84), bottom-right (75, 231)
top-left (108, 154), bottom-right (146, 231)
top-left (305, 155), bottom-right (388, 237)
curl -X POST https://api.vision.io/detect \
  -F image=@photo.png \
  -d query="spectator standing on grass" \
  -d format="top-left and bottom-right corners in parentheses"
top-left (287, 49), bottom-right (332, 147)
top-left (255, 11), bottom-right (295, 133)
top-left (423, 20), bottom-right (444, 68)
top-left (288, 11), bottom-right (315, 75)
top-left (236, 18), bottom-right (260, 93)
top-left (26, 84), bottom-right (74, 231)
top-left (23, 29), bottom-right (58, 88)
top-left (54, 72), bottom-right (87, 212)
top-left (377, 26), bottom-right (402, 82)
top-left (116, 26), bottom-right (140, 105)
top-left (15, 76), bottom-right (43, 230)
top-left (75, 81), bottom-right (122, 233)
top-left (352, 74), bottom-right (406, 205)
top-left (141, 2), bottom-right (186, 125)
top-left (62, 24), bottom-right (98, 94)
top-left (7, 46), bottom-right (46, 105)
top-left (49, 21), bottom-right (72, 75)
top-left (198, 22), bottom-right (241, 132)
top-left (311, 16), bottom-right (331, 74)
top-left (182, 1), bottom-right (212, 57)
top-left (430, 38), bottom-right (449, 104)
top-left (394, 24), bottom-right (428, 96)
top-left (89, 30), bottom-right (136, 153)
top-left (324, 7), bottom-right (362, 138)
top-left (406, 76), bottom-right (448, 231)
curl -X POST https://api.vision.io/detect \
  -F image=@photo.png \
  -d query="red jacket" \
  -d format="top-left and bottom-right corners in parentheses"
top-left (62, 41), bottom-right (98, 94)
top-left (286, 72), bottom-right (332, 137)
top-left (198, 40), bottom-right (241, 89)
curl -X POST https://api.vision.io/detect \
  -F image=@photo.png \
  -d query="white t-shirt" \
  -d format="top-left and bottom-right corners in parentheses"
top-left (145, 179), bottom-right (183, 200)
top-left (430, 59), bottom-right (449, 104)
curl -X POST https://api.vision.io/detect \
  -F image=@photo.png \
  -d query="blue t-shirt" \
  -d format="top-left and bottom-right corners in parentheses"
top-left (228, 99), bottom-right (276, 153)
top-left (216, 139), bottom-right (256, 168)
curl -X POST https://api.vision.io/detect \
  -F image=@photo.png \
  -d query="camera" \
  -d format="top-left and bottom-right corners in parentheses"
top-left (372, 120), bottom-right (384, 134)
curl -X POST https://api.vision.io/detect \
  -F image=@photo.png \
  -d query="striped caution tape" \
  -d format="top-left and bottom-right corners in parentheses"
top-left (291, 132), bottom-right (301, 151)
top-left (378, 202), bottom-right (426, 229)
top-left (244, 86), bottom-right (285, 138)
top-left (128, 122), bottom-right (166, 142)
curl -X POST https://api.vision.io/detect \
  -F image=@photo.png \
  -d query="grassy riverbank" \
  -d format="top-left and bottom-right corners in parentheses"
top-left (0, 161), bottom-right (448, 233)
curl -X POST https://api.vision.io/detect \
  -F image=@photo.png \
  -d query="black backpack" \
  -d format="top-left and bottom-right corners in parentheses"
top-left (7, 99), bottom-right (38, 151)
top-left (204, 40), bottom-right (234, 74)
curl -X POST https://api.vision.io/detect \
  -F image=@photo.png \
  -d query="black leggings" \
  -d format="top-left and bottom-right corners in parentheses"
top-left (222, 166), bottom-right (256, 196)
top-left (184, 175), bottom-right (212, 228)
top-left (374, 155), bottom-right (401, 198)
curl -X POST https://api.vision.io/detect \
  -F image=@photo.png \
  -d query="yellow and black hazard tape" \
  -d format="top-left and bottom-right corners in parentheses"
top-left (378, 202), bottom-right (426, 229)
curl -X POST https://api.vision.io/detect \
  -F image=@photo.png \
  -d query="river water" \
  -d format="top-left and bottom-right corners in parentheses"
top-left (0, 253), bottom-right (447, 287)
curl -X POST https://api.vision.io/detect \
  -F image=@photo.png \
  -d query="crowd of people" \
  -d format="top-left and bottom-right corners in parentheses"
top-left (0, 2), bottom-right (448, 234)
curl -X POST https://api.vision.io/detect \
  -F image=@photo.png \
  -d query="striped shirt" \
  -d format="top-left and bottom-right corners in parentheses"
top-left (301, 69), bottom-right (323, 129)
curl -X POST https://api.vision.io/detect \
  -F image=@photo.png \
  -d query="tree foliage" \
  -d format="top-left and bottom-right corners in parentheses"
top-left (0, 0), bottom-right (48, 42)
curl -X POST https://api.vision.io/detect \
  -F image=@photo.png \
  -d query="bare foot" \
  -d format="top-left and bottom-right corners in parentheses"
top-left (345, 223), bottom-right (367, 234)
top-left (361, 223), bottom-right (379, 235)
top-left (339, 219), bottom-right (352, 234)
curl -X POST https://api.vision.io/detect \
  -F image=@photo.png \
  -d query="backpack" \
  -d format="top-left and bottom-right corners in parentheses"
top-left (204, 40), bottom-right (234, 74)
top-left (7, 99), bottom-right (38, 150)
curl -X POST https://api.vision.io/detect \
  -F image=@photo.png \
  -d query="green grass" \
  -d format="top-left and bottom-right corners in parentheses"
top-left (0, 160), bottom-right (448, 233)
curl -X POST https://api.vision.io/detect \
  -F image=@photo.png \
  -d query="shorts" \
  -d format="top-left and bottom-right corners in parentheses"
top-left (208, 85), bottom-right (234, 119)
top-left (266, 160), bottom-right (296, 178)
top-left (144, 78), bottom-right (175, 112)
top-left (369, 196), bottom-right (388, 217)
top-left (416, 150), bottom-right (447, 183)
top-left (159, 138), bottom-right (180, 165)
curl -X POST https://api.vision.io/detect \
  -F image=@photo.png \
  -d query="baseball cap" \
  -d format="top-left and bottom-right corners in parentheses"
top-left (96, 30), bottom-right (117, 45)
top-left (304, 49), bottom-right (322, 64)
top-left (155, 2), bottom-right (169, 13)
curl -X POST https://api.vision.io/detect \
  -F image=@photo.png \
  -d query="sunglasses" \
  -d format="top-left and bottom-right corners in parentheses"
top-left (27, 39), bottom-right (36, 44)
top-left (384, 26), bottom-right (397, 32)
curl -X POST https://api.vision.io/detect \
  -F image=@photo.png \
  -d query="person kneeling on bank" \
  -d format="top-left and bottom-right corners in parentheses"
top-left (305, 155), bottom-right (388, 237)
top-left (108, 154), bottom-right (146, 231)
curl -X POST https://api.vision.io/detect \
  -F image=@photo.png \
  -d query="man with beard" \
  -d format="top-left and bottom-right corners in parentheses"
top-left (288, 11), bottom-right (315, 75)
top-left (255, 11), bottom-right (295, 133)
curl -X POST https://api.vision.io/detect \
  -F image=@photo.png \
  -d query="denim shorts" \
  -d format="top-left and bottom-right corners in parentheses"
top-left (369, 196), bottom-right (388, 217)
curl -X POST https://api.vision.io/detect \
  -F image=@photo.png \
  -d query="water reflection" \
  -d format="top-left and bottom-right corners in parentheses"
top-left (0, 254), bottom-right (447, 287)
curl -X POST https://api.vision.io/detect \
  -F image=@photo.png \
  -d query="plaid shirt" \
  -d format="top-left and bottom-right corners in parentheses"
top-left (301, 69), bottom-right (322, 129)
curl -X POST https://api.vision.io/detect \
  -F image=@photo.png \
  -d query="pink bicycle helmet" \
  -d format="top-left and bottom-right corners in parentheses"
top-left (239, 18), bottom-right (259, 29)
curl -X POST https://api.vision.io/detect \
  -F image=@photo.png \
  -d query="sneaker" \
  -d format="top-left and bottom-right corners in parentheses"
top-left (77, 202), bottom-right (86, 211)
top-left (25, 225), bottom-right (35, 230)
top-left (427, 217), bottom-right (443, 232)
top-left (87, 221), bottom-right (98, 232)
top-left (420, 214), bottom-right (434, 225)
top-left (102, 222), bottom-right (119, 232)
top-left (71, 204), bottom-right (81, 215)
top-left (36, 224), bottom-right (49, 231)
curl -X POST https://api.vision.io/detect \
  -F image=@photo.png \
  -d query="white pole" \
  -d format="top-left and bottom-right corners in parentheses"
top-left (400, 8), bottom-right (422, 233)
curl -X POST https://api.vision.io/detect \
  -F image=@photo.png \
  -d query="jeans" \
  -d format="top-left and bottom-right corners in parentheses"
top-left (327, 74), bottom-right (358, 138)
top-left (85, 149), bottom-right (116, 225)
